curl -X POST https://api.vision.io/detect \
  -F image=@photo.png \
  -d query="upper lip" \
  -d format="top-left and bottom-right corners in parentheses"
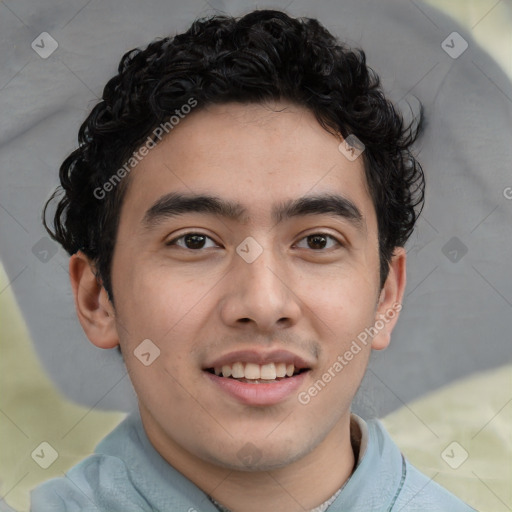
top-left (204, 349), bottom-right (313, 370)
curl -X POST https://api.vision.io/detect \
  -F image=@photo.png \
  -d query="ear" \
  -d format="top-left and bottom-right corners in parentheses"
top-left (371, 247), bottom-right (407, 351)
top-left (69, 251), bottom-right (119, 349)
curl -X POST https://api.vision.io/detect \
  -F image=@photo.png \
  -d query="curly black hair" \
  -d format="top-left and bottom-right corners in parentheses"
top-left (43, 9), bottom-right (424, 302)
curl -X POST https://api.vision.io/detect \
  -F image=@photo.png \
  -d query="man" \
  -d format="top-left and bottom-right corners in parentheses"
top-left (32, 9), bottom-right (475, 512)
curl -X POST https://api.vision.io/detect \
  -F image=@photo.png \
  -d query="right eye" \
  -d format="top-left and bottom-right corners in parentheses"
top-left (166, 232), bottom-right (220, 250)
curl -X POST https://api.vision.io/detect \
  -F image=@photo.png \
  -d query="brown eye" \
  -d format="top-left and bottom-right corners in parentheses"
top-left (183, 234), bottom-right (207, 249)
top-left (167, 233), bottom-right (218, 250)
top-left (295, 233), bottom-right (341, 250)
top-left (308, 234), bottom-right (327, 250)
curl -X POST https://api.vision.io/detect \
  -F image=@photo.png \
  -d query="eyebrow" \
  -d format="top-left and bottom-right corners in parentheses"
top-left (142, 192), bottom-right (364, 231)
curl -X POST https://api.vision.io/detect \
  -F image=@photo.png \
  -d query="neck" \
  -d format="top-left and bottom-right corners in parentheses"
top-left (209, 422), bottom-right (354, 512)
top-left (141, 408), bottom-right (357, 512)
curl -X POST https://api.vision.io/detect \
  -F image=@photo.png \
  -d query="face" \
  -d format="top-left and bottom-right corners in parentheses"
top-left (76, 101), bottom-right (404, 475)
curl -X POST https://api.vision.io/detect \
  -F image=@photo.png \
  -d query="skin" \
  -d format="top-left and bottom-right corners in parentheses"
top-left (70, 101), bottom-right (406, 512)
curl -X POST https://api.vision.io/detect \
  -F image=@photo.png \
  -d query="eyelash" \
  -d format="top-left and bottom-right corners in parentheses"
top-left (166, 232), bottom-right (343, 251)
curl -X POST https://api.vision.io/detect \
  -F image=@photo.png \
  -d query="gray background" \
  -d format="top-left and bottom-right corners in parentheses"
top-left (1, 0), bottom-right (511, 419)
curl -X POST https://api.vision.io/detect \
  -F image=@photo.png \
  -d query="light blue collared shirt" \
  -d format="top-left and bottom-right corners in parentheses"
top-left (30, 410), bottom-right (476, 511)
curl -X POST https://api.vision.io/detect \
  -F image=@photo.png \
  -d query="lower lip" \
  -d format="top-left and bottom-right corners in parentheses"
top-left (204, 371), bottom-right (309, 406)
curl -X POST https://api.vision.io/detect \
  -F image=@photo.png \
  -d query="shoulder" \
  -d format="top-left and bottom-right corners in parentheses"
top-left (30, 412), bottom-right (217, 512)
top-left (30, 454), bottom-right (150, 512)
top-left (30, 414), bottom-right (151, 512)
top-left (366, 419), bottom-right (477, 511)
top-left (395, 459), bottom-right (477, 511)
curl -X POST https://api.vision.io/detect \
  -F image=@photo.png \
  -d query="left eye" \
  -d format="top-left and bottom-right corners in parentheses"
top-left (167, 233), bottom-right (219, 250)
top-left (295, 233), bottom-right (341, 250)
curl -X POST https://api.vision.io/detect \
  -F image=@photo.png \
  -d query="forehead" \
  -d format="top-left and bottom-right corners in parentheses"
top-left (118, 101), bottom-right (375, 231)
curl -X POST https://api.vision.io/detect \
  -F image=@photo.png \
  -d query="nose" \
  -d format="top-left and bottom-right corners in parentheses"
top-left (219, 244), bottom-right (302, 333)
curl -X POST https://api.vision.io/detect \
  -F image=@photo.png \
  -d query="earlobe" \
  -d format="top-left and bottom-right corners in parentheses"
top-left (371, 247), bottom-right (406, 351)
top-left (69, 252), bottom-right (119, 349)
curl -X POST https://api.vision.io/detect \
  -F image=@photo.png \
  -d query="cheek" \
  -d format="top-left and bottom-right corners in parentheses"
top-left (115, 263), bottom-right (206, 344)
top-left (114, 263), bottom-right (214, 397)
top-left (301, 264), bottom-right (378, 336)
top-left (298, 265), bottom-right (378, 404)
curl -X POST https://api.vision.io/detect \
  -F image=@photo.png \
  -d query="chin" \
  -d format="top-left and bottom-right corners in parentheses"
top-left (201, 441), bottom-right (312, 473)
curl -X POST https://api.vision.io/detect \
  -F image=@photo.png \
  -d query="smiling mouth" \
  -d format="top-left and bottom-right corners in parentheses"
top-left (205, 362), bottom-right (310, 383)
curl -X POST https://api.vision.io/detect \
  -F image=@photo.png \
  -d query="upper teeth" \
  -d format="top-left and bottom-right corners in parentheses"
top-left (214, 362), bottom-right (296, 379)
